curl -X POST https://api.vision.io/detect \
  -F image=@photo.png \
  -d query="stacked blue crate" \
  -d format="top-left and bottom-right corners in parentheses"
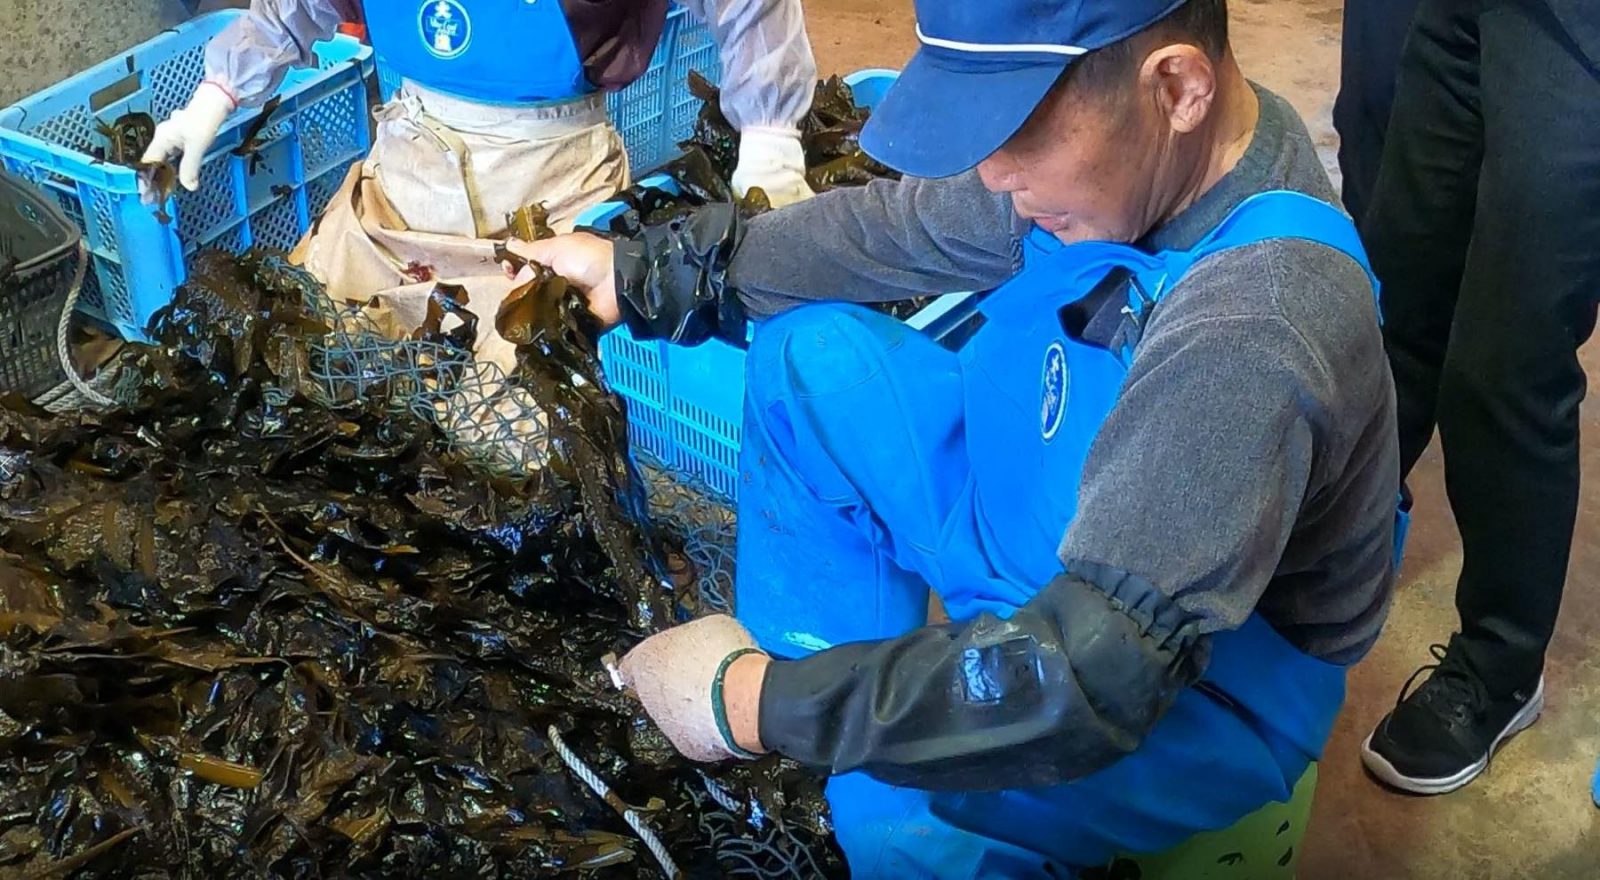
top-left (0, 12), bottom-right (373, 341)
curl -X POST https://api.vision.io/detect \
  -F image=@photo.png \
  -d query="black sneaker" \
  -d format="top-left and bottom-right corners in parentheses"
top-left (1361, 642), bottom-right (1544, 795)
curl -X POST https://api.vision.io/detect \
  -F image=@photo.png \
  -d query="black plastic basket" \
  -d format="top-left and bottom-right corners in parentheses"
top-left (1, 169), bottom-right (82, 399)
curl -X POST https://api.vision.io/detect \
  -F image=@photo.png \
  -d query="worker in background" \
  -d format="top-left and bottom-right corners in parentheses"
top-left (1356, 0), bottom-right (1600, 795)
top-left (141, 0), bottom-right (816, 370)
top-left (1331, 0), bottom-right (1420, 223)
top-left (507, 0), bottom-right (1404, 874)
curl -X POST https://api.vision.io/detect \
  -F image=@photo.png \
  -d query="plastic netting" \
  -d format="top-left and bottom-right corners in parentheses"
top-left (691, 775), bottom-right (835, 880)
top-left (297, 287), bottom-right (553, 477)
top-left (291, 271), bottom-right (745, 623)
top-left (639, 456), bottom-right (739, 614)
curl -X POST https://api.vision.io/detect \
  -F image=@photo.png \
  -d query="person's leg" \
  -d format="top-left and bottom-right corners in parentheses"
top-left (1438, 0), bottom-right (1600, 696)
top-left (1360, 0), bottom-right (1484, 479)
top-left (739, 305), bottom-right (1068, 879)
top-left (736, 304), bottom-right (970, 657)
top-left (1363, 0), bottom-right (1600, 793)
top-left (1333, 0), bottom-right (1423, 222)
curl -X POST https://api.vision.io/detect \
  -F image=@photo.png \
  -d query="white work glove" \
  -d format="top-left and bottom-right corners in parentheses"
top-left (731, 127), bottom-right (814, 209)
top-left (617, 615), bottom-right (765, 763)
top-left (141, 82), bottom-right (236, 192)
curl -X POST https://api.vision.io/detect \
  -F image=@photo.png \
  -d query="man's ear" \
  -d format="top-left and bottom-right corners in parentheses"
top-left (1140, 44), bottom-right (1218, 134)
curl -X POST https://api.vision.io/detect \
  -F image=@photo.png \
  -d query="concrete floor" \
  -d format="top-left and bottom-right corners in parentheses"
top-left (798, 0), bottom-right (1600, 877)
top-left (0, 0), bottom-right (193, 107)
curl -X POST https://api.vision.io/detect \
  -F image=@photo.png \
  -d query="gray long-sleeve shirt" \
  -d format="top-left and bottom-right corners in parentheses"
top-left (729, 84), bottom-right (1398, 665)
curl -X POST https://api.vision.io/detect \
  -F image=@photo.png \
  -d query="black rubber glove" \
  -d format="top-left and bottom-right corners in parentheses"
top-left (758, 563), bottom-right (1211, 792)
top-left (613, 202), bottom-right (748, 346)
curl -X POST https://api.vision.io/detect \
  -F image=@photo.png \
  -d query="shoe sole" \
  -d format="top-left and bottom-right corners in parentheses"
top-left (1360, 676), bottom-right (1545, 796)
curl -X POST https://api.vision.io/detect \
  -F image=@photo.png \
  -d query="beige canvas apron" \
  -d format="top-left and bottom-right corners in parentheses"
top-left (292, 82), bottom-right (629, 373)
top-left (290, 82), bottom-right (629, 471)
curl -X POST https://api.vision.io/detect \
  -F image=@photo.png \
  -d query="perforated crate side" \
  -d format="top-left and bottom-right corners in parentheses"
top-left (673, 398), bottom-right (741, 454)
top-left (377, 61), bottom-right (403, 102)
top-left (665, 14), bottom-right (721, 149)
top-left (206, 223), bottom-right (249, 257)
top-left (625, 400), bottom-right (675, 468)
top-left (25, 105), bottom-right (96, 157)
top-left (87, 189), bottom-right (125, 261)
top-left (299, 84), bottom-right (366, 178)
top-left (0, 11), bottom-right (372, 340)
top-left (93, 257), bottom-right (135, 330)
top-left (76, 257), bottom-right (107, 314)
top-left (177, 157), bottom-right (243, 253)
top-left (0, 252), bottom-right (76, 398)
top-left (666, 413), bottom-right (740, 501)
top-left (599, 328), bottom-right (668, 409)
top-left (249, 196), bottom-right (307, 253)
top-left (610, 21), bottom-right (669, 172)
top-left (145, 41), bottom-right (209, 122)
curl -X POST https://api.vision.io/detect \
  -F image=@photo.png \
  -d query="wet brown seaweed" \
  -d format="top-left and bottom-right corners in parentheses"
top-left (0, 250), bottom-right (843, 878)
top-left (681, 72), bottom-right (899, 193)
top-left (94, 113), bottom-right (156, 168)
top-left (93, 111), bottom-right (179, 221)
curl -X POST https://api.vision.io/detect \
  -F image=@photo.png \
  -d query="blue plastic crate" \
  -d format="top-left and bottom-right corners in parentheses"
top-left (579, 70), bottom-right (980, 501)
top-left (0, 12), bottom-right (373, 340)
top-left (375, 3), bottom-right (720, 176)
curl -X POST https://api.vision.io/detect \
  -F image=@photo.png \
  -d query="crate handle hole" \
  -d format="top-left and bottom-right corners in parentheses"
top-left (89, 73), bottom-right (142, 114)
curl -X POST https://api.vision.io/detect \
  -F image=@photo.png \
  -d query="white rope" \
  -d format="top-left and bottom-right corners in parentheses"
top-left (546, 725), bottom-right (682, 879)
top-left (55, 241), bottom-right (116, 408)
top-left (698, 772), bottom-right (744, 816)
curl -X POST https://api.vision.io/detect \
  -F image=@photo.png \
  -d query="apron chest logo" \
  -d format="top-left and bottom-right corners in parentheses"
top-left (1040, 341), bottom-right (1069, 442)
top-left (419, 0), bottom-right (472, 60)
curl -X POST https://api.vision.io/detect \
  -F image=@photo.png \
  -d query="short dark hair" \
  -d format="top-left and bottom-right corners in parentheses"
top-left (1063, 0), bottom-right (1230, 97)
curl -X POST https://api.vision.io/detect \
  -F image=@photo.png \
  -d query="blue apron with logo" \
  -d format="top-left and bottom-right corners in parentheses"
top-left (737, 191), bottom-right (1405, 877)
top-left (366, 0), bottom-right (591, 105)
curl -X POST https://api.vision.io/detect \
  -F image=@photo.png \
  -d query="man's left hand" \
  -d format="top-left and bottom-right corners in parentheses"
top-left (732, 128), bottom-right (815, 208)
top-left (617, 615), bottom-right (771, 762)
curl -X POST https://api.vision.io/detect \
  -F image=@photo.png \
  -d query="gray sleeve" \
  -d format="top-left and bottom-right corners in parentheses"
top-left (1058, 255), bottom-right (1335, 632)
top-left (728, 170), bottom-right (1023, 318)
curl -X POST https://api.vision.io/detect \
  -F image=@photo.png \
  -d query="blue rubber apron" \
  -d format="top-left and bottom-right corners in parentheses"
top-left (755, 191), bottom-right (1401, 877)
top-left (366, 0), bottom-right (591, 104)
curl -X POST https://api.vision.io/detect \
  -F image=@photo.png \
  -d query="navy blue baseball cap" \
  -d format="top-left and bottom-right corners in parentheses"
top-left (862, 0), bottom-right (1192, 178)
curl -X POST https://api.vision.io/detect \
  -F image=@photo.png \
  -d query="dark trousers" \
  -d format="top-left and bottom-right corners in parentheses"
top-left (1333, 0), bottom-right (1422, 222)
top-left (1362, 0), bottom-right (1600, 695)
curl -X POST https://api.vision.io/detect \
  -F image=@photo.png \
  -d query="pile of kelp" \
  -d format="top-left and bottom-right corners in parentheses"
top-left (683, 72), bottom-right (898, 194)
top-left (0, 251), bottom-right (842, 878)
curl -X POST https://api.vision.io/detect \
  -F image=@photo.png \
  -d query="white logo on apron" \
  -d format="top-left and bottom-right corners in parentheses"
top-left (1040, 341), bottom-right (1069, 442)
top-left (419, 0), bottom-right (472, 60)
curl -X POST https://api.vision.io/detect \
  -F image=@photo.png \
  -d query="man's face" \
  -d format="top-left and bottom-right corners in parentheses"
top-left (977, 83), bottom-right (1164, 245)
top-left (975, 43), bottom-right (1220, 245)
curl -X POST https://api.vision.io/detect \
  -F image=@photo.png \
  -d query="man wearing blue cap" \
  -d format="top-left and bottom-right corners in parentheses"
top-left (509, 0), bottom-right (1402, 874)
